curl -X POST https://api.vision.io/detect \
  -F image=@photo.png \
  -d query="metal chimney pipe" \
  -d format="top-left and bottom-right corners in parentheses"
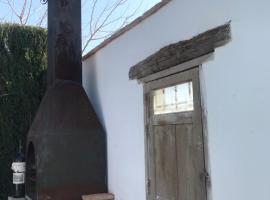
top-left (47, 0), bottom-right (82, 86)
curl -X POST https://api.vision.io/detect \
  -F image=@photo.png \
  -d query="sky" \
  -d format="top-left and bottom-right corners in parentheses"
top-left (0, 0), bottom-right (161, 53)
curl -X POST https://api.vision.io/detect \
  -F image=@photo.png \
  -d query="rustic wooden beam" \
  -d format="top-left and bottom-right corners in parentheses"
top-left (129, 22), bottom-right (231, 80)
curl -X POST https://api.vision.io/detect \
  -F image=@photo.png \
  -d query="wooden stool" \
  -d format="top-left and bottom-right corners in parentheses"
top-left (82, 193), bottom-right (114, 200)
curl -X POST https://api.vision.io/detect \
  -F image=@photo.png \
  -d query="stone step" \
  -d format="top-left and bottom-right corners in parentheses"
top-left (82, 193), bottom-right (114, 200)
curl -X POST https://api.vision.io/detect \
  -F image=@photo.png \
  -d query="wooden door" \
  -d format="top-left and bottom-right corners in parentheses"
top-left (144, 67), bottom-right (208, 200)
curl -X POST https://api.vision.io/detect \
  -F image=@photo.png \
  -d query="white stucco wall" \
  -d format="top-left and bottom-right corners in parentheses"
top-left (83, 0), bottom-right (270, 200)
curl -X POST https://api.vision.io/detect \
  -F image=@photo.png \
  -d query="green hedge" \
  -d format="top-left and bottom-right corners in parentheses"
top-left (0, 24), bottom-right (47, 199)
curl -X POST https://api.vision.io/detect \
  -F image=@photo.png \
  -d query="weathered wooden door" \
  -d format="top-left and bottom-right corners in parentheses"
top-left (145, 67), bottom-right (208, 200)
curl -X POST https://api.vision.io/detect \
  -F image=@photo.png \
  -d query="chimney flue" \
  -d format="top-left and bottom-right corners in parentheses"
top-left (47, 0), bottom-right (82, 86)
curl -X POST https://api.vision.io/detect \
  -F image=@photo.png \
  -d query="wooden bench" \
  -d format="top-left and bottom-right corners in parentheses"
top-left (82, 193), bottom-right (114, 200)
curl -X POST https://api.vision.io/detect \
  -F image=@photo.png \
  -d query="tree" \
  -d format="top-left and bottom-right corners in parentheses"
top-left (0, 23), bottom-right (47, 200)
top-left (0, 0), bottom-right (155, 53)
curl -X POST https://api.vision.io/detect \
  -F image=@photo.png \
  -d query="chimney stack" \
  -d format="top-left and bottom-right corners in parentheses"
top-left (47, 0), bottom-right (82, 86)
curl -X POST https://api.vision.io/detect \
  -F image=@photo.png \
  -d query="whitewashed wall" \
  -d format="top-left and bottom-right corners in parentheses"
top-left (83, 0), bottom-right (270, 200)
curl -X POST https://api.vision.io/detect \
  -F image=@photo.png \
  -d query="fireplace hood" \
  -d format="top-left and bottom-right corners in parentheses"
top-left (26, 1), bottom-right (107, 199)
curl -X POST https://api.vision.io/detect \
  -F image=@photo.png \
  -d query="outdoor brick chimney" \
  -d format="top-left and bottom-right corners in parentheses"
top-left (25, 0), bottom-right (107, 199)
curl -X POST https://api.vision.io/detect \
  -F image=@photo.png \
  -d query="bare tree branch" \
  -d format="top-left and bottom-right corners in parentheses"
top-left (89, 0), bottom-right (98, 35)
top-left (20, 0), bottom-right (27, 22)
top-left (36, 8), bottom-right (47, 27)
top-left (6, 0), bottom-right (20, 20)
top-left (82, 0), bottom-right (145, 53)
top-left (5, 0), bottom-right (33, 25)
top-left (1, 0), bottom-right (148, 54)
top-left (23, 0), bottom-right (32, 25)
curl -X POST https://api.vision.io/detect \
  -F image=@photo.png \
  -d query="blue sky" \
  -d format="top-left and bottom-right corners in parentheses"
top-left (0, 0), bottom-right (161, 52)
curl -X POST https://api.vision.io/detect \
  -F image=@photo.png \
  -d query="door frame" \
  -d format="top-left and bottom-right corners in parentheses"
top-left (143, 62), bottom-right (211, 200)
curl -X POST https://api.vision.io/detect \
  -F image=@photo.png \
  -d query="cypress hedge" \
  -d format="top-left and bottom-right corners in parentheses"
top-left (0, 23), bottom-right (47, 199)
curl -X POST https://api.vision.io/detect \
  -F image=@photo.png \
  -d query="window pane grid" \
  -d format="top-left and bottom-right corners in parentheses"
top-left (153, 82), bottom-right (194, 115)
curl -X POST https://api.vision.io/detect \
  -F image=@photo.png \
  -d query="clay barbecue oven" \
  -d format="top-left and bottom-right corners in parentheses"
top-left (25, 0), bottom-right (107, 199)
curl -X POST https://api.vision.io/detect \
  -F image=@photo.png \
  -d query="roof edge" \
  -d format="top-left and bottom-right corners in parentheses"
top-left (82, 0), bottom-right (172, 61)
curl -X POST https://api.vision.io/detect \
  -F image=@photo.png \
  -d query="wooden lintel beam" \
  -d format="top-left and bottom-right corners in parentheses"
top-left (129, 22), bottom-right (231, 80)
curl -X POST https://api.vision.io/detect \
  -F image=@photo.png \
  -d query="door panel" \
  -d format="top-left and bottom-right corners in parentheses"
top-left (154, 125), bottom-right (177, 200)
top-left (176, 124), bottom-right (205, 200)
top-left (145, 67), bottom-right (207, 200)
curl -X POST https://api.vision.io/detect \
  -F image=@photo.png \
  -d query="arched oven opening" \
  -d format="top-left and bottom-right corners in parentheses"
top-left (26, 142), bottom-right (36, 200)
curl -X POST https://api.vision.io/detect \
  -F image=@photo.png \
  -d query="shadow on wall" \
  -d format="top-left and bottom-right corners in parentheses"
top-left (83, 57), bottom-right (106, 131)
